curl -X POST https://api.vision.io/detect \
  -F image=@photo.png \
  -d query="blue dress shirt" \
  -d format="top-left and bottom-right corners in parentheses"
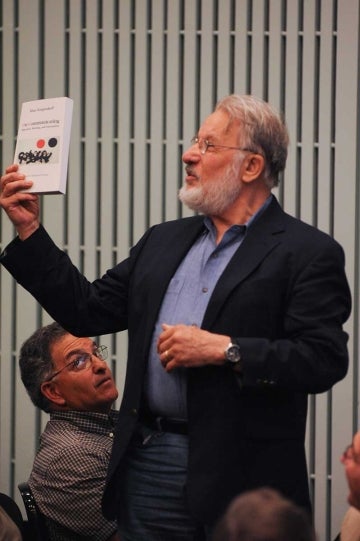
top-left (144, 197), bottom-right (272, 419)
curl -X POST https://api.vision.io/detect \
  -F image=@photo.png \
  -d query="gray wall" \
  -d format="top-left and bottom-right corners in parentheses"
top-left (0, 1), bottom-right (359, 540)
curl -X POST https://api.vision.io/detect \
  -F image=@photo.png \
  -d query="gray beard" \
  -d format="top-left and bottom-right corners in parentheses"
top-left (179, 159), bottom-right (242, 215)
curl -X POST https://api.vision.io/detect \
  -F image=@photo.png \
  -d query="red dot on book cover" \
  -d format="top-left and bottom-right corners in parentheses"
top-left (37, 139), bottom-right (46, 148)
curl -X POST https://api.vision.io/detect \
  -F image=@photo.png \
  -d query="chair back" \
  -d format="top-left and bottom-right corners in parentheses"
top-left (0, 492), bottom-right (24, 539)
top-left (18, 482), bottom-right (50, 541)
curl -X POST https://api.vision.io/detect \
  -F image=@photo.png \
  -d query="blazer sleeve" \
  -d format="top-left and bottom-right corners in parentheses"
top-left (232, 235), bottom-right (351, 394)
top-left (0, 225), bottom-right (149, 337)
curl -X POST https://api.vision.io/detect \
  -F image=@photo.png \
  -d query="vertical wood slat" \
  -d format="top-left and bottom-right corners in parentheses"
top-left (314, 4), bottom-right (337, 538)
top-left (113, 0), bottom-right (133, 393)
top-left (132, 0), bottom-right (148, 238)
top-left (216, 0), bottom-right (232, 99)
top-left (282, 1), bottom-right (301, 218)
top-left (165, 0), bottom-right (183, 220)
top-left (267, 0), bottom-right (284, 108)
top-left (266, 0), bottom-right (284, 207)
top-left (98, 0), bottom-right (117, 360)
top-left (331, 0), bottom-right (360, 538)
top-left (66, 0), bottom-right (82, 266)
top-left (42, 0), bottom-right (67, 248)
top-left (13, 0), bottom-right (41, 505)
top-left (299, 3), bottom-right (326, 536)
top-left (181, 0), bottom-right (198, 219)
top-left (250, 0), bottom-right (267, 97)
top-left (199, 1), bottom-right (215, 121)
top-left (0, 0), bottom-right (17, 498)
top-left (83, 0), bottom-right (99, 281)
top-left (299, 1), bottom-right (316, 226)
top-left (316, 0), bottom-right (334, 235)
top-left (233, 0), bottom-right (250, 95)
top-left (100, 0), bottom-right (116, 272)
top-left (149, 0), bottom-right (165, 226)
top-left (116, 0), bottom-right (131, 258)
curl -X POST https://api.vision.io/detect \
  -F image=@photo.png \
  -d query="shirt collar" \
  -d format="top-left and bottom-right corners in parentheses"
top-left (203, 194), bottom-right (272, 235)
top-left (50, 409), bottom-right (119, 434)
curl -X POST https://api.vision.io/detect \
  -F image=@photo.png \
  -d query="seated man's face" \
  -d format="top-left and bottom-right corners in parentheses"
top-left (342, 432), bottom-right (360, 510)
top-left (42, 333), bottom-right (118, 413)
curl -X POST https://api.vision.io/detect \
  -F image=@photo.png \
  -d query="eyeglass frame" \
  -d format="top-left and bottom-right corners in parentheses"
top-left (44, 345), bottom-right (108, 382)
top-left (190, 136), bottom-right (258, 156)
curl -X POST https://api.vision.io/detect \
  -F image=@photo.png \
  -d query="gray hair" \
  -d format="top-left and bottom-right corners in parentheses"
top-left (19, 322), bottom-right (69, 413)
top-left (215, 95), bottom-right (289, 188)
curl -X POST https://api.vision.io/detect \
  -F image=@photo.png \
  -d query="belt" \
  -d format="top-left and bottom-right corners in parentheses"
top-left (139, 411), bottom-right (188, 435)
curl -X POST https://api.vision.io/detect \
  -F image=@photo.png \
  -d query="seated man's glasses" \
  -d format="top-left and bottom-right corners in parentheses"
top-left (45, 345), bottom-right (108, 382)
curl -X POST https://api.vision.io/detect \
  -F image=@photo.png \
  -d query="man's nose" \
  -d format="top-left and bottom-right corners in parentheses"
top-left (92, 356), bottom-right (106, 371)
top-left (182, 142), bottom-right (200, 163)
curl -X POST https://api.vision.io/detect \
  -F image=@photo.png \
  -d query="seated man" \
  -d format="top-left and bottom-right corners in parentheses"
top-left (19, 322), bottom-right (120, 541)
top-left (211, 487), bottom-right (316, 541)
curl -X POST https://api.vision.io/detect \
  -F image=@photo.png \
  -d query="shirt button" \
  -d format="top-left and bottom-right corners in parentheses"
top-left (109, 432), bottom-right (114, 438)
top-left (202, 287), bottom-right (208, 293)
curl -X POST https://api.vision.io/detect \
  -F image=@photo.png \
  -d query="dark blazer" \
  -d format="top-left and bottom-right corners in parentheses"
top-left (1, 196), bottom-right (351, 525)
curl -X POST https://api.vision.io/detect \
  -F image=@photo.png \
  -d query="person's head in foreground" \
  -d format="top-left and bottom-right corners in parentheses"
top-left (341, 431), bottom-right (360, 510)
top-left (19, 321), bottom-right (118, 413)
top-left (211, 487), bottom-right (316, 541)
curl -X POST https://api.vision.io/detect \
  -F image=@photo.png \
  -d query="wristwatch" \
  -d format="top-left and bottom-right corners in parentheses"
top-left (224, 340), bottom-right (242, 369)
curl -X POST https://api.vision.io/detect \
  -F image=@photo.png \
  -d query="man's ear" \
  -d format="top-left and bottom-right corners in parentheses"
top-left (41, 381), bottom-right (66, 407)
top-left (353, 431), bottom-right (360, 456)
top-left (242, 153), bottom-right (265, 183)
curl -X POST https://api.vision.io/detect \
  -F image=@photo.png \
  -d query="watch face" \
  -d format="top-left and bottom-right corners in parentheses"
top-left (226, 345), bottom-right (241, 363)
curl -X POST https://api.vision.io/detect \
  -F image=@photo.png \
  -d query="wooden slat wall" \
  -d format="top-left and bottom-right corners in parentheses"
top-left (0, 1), bottom-right (359, 539)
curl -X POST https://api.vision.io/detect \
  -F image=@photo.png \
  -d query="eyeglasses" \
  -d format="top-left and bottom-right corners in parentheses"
top-left (190, 136), bottom-right (255, 155)
top-left (45, 345), bottom-right (108, 382)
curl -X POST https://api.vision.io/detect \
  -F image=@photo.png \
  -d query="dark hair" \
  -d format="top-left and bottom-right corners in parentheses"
top-left (19, 322), bottom-right (69, 412)
top-left (212, 488), bottom-right (316, 541)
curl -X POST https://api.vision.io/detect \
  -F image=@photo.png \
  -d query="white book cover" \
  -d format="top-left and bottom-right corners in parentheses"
top-left (14, 97), bottom-right (73, 194)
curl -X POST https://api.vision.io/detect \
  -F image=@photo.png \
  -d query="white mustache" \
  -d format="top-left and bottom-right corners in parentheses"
top-left (185, 167), bottom-right (197, 177)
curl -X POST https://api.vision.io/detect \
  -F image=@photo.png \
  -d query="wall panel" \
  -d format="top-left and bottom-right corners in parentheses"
top-left (0, 1), bottom-right (359, 539)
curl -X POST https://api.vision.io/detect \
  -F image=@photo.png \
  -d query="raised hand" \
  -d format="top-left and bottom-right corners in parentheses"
top-left (0, 164), bottom-right (40, 239)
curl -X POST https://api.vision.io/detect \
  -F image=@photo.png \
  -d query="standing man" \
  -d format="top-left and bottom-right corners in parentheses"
top-left (0, 94), bottom-right (351, 541)
top-left (19, 322), bottom-right (120, 541)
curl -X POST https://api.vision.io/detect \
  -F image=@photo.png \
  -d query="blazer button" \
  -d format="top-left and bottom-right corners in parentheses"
top-left (130, 408), bottom-right (138, 416)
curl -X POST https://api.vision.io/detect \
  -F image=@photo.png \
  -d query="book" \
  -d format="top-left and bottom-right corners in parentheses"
top-left (14, 97), bottom-right (73, 194)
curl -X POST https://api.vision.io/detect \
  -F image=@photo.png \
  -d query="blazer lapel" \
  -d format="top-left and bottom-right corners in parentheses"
top-left (202, 198), bottom-right (286, 329)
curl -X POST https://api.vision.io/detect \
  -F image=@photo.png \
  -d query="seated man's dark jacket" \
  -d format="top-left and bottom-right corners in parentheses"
top-left (1, 196), bottom-right (351, 525)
